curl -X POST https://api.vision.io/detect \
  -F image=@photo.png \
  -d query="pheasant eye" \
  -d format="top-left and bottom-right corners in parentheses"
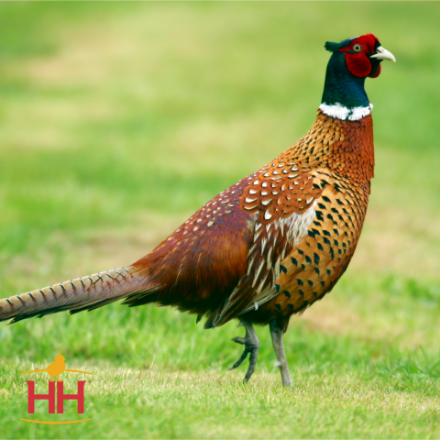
top-left (353, 44), bottom-right (362, 52)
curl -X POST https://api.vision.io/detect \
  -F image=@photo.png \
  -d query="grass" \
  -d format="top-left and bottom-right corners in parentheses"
top-left (1, 2), bottom-right (440, 439)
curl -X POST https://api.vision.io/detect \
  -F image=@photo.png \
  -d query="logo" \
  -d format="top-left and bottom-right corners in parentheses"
top-left (20, 355), bottom-right (92, 424)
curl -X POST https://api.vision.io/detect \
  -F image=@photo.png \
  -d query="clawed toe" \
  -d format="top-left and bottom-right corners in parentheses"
top-left (229, 339), bottom-right (256, 371)
top-left (229, 346), bottom-right (250, 371)
top-left (231, 336), bottom-right (246, 345)
top-left (229, 321), bottom-right (260, 383)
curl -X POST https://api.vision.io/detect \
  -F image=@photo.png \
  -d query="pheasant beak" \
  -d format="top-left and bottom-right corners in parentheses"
top-left (370, 46), bottom-right (396, 62)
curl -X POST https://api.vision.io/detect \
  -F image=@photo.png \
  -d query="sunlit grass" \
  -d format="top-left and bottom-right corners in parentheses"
top-left (2, 366), bottom-right (440, 439)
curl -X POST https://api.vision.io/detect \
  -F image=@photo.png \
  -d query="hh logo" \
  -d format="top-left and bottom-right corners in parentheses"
top-left (20, 355), bottom-right (92, 424)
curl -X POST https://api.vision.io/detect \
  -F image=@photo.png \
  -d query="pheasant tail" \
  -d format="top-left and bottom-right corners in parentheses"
top-left (0, 266), bottom-right (157, 324)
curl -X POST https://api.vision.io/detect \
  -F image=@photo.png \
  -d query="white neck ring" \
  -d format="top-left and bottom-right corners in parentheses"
top-left (319, 102), bottom-right (373, 121)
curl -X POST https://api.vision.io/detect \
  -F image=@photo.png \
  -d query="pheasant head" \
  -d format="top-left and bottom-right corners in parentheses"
top-left (320, 33), bottom-right (396, 120)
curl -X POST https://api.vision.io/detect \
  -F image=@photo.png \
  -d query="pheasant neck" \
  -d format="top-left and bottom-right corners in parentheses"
top-left (313, 111), bottom-right (375, 182)
top-left (320, 51), bottom-right (372, 121)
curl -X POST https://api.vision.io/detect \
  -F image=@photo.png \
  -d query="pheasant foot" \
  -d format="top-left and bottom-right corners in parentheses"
top-left (229, 320), bottom-right (260, 383)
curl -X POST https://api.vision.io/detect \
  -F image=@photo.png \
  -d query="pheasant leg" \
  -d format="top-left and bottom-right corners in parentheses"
top-left (269, 319), bottom-right (293, 387)
top-left (229, 320), bottom-right (260, 383)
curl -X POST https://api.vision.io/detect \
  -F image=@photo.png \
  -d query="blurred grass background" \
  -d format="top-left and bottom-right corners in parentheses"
top-left (1, 2), bottom-right (440, 439)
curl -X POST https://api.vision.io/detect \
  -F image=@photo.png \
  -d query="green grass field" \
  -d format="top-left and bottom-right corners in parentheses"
top-left (1, 2), bottom-right (440, 439)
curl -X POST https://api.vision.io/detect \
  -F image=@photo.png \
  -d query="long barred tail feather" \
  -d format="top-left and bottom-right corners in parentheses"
top-left (0, 266), bottom-right (157, 324)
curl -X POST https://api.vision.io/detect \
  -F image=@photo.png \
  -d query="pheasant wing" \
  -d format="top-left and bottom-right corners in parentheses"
top-left (205, 158), bottom-right (322, 327)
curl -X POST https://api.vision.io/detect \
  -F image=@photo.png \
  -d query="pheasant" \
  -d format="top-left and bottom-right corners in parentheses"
top-left (0, 34), bottom-right (395, 386)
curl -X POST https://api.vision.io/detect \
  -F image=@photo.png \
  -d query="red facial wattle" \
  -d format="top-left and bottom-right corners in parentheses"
top-left (340, 33), bottom-right (382, 79)
top-left (346, 53), bottom-right (372, 77)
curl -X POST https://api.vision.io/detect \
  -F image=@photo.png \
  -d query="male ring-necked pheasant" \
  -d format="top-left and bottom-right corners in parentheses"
top-left (0, 34), bottom-right (395, 386)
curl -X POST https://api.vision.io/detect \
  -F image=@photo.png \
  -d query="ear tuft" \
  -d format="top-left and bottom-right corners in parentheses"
top-left (324, 41), bottom-right (341, 53)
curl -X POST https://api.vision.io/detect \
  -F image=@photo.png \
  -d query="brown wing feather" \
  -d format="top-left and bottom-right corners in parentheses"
top-left (124, 175), bottom-right (257, 317)
top-left (206, 158), bottom-right (322, 327)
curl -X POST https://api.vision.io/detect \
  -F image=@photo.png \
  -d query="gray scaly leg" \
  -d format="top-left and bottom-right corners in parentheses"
top-left (229, 320), bottom-right (260, 383)
top-left (269, 319), bottom-right (293, 387)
